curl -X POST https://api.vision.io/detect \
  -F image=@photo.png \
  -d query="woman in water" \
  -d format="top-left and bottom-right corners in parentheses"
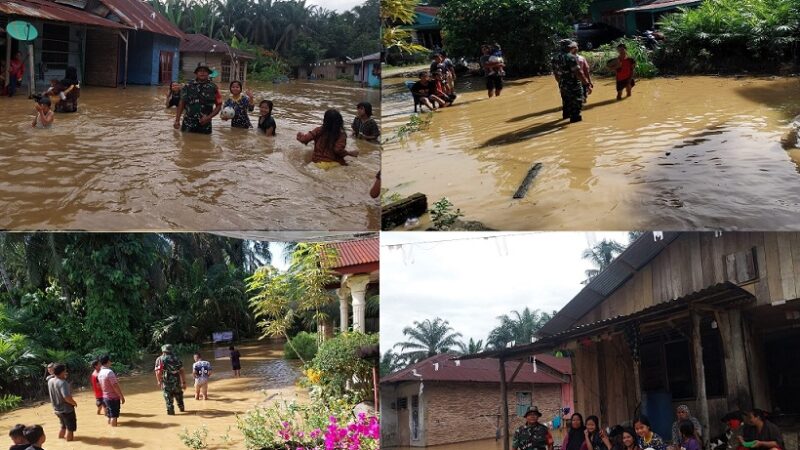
top-left (296, 109), bottom-right (358, 167)
top-left (221, 80), bottom-right (254, 129)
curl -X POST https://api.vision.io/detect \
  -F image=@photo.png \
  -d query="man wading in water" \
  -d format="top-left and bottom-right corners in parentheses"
top-left (514, 406), bottom-right (554, 450)
top-left (552, 40), bottom-right (590, 123)
top-left (174, 63), bottom-right (222, 134)
top-left (154, 344), bottom-right (187, 415)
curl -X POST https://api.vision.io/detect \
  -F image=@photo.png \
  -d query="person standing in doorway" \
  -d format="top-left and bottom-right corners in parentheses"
top-left (173, 63), bottom-right (222, 134)
top-left (154, 344), bottom-right (186, 415)
top-left (229, 345), bottom-right (242, 378)
top-left (8, 52), bottom-right (24, 97)
top-left (513, 406), bottom-right (553, 450)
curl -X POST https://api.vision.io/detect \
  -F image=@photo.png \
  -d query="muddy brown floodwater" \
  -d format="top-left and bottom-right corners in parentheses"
top-left (0, 81), bottom-right (380, 230)
top-left (0, 342), bottom-right (303, 449)
top-left (382, 74), bottom-right (800, 230)
top-left (391, 438), bottom-right (505, 449)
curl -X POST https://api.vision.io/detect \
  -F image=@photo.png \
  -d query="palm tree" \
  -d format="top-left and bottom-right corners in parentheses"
top-left (487, 308), bottom-right (554, 350)
top-left (456, 337), bottom-right (485, 355)
top-left (394, 318), bottom-right (463, 363)
top-left (380, 349), bottom-right (408, 376)
top-left (582, 239), bottom-right (627, 283)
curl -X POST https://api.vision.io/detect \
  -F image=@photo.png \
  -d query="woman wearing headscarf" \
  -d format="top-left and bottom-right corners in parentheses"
top-left (564, 413), bottom-right (589, 450)
top-left (671, 405), bottom-right (703, 446)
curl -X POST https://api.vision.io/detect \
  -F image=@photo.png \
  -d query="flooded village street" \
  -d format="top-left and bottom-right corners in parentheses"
top-left (382, 74), bottom-right (800, 230)
top-left (0, 81), bottom-right (381, 230)
top-left (0, 342), bottom-right (303, 450)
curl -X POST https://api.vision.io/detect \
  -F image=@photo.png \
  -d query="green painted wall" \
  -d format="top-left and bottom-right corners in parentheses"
top-left (589, 0), bottom-right (637, 34)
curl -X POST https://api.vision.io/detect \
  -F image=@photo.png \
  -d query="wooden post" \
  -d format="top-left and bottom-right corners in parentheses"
top-left (123, 31), bottom-right (129, 88)
top-left (691, 310), bottom-right (710, 447)
top-left (5, 39), bottom-right (11, 90)
top-left (499, 357), bottom-right (510, 450)
top-left (26, 43), bottom-right (34, 97)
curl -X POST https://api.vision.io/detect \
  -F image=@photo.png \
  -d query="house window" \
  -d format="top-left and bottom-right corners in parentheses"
top-left (221, 60), bottom-right (231, 82)
top-left (396, 397), bottom-right (408, 409)
top-left (41, 24), bottom-right (70, 70)
top-left (665, 340), bottom-right (694, 399)
top-left (516, 392), bottom-right (532, 418)
top-left (354, 64), bottom-right (360, 76)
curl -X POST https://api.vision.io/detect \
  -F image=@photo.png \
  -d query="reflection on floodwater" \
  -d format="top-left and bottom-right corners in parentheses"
top-left (0, 341), bottom-right (303, 449)
top-left (382, 74), bottom-right (800, 230)
top-left (0, 81), bottom-right (380, 230)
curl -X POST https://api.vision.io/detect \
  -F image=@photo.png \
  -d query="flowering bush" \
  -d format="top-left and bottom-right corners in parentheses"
top-left (236, 395), bottom-right (379, 450)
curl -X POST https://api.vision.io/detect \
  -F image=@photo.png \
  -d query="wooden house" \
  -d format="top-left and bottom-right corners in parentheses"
top-left (589, 0), bottom-right (703, 35)
top-left (348, 52), bottom-right (380, 88)
top-left (179, 34), bottom-right (254, 84)
top-left (468, 232), bottom-right (800, 450)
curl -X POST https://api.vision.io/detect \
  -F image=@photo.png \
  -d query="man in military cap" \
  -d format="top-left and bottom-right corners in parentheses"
top-left (552, 39), bottom-right (590, 123)
top-left (154, 344), bottom-right (187, 415)
top-left (173, 62), bottom-right (222, 134)
top-left (513, 406), bottom-right (554, 450)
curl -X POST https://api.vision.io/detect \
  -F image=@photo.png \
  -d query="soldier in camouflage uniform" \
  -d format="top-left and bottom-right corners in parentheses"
top-left (552, 40), bottom-right (590, 123)
top-left (154, 344), bottom-right (187, 415)
top-left (514, 406), bottom-right (553, 450)
top-left (173, 63), bottom-right (222, 134)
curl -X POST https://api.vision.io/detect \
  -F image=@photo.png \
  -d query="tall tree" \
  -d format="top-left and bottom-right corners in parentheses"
top-left (487, 308), bottom-right (554, 350)
top-left (394, 318), bottom-right (463, 363)
top-left (456, 337), bottom-right (485, 355)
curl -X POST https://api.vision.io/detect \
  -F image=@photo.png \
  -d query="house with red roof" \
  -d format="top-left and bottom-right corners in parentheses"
top-left (180, 34), bottom-right (255, 84)
top-left (323, 236), bottom-right (379, 335)
top-left (381, 352), bottom-right (573, 447)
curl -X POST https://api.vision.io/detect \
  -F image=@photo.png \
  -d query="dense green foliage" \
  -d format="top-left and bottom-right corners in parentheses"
top-left (438, 0), bottom-right (590, 74)
top-left (284, 331), bottom-right (318, 361)
top-left (657, 0), bottom-right (800, 72)
top-left (310, 332), bottom-right (379, 401)
top-left (149, 0), bottom-right (380, 70)
top-left (0, 233), bottom-right (272, 398)
top-left (583, 38), bottom-right (658, 79)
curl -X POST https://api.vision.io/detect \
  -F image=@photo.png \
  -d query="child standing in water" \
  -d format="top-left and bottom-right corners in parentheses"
top-left (32, 98), bottom-right (54, 129)
top-left (613, 43), bottom-right (636, 100)
top-left (352, 101), bottom-right (380, 141)
top-left (257, 100), bottom-right (277, 136)
top-left (222, 81), bottom-right (255, 129)
top-left (166, 82), bottom-right (182, 108)
top-left (296, 109), bottom-right (358, 167)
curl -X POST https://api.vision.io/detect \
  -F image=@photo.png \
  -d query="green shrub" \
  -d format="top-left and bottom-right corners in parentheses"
top-left (0, 394), bottom-right (22, 413)
top-left (582, 37), bottom-right (658, 78)
top-left (179, 426), bottom-right (209, 450)
top-left (310, 332), bottom-right (378, 401)
top-left (284, 332), bottom-right (318, 361)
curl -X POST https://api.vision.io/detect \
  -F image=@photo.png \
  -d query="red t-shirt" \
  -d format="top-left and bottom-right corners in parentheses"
top-left (90, 370), bottom-right (102, 399)
top-left (616, 57), bottom-right (635, 81)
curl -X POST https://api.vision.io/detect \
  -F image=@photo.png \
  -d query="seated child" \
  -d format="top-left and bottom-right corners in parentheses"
top-left (22, 425), bottom-right (45, 450)
top-left (32, 97), bottom-right (54, 129)
top-left (8, 424), bottom-right (29, 450)
top-left (257, 99), bottom-right (276, 136)
top-left (222, 81), bottom-right (255, 129)
top-left (296, 109), bottom-right (357, 167)
top-left (166, 82), bottom-right (182, 108)
top-left (431, 71), bottom-right (457, 106)
top-left (487, 44), bottom-right (506, 77)
top-left (410, 72), bottom-right (446, 111)
top-left (352, 101), bottom-right (380, 141)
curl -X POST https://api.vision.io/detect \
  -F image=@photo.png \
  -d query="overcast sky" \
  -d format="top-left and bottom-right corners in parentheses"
top-left (380, 232), bottom-right (630, 351)
top-left (306, 0), bottom-right (362, 12)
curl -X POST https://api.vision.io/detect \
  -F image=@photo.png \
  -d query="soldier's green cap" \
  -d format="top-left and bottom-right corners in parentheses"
top-left (524, 406), bottom-right (542, 417)
top-left (161, 344), bottom-right (173, 353)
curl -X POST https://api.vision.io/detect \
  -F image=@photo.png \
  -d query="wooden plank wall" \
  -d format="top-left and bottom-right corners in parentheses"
top-left (577, 233), bottom-right (800, 326)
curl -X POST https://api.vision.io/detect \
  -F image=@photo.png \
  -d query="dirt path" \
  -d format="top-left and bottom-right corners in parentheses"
top-left (0, 341), bottom-right (304, 449)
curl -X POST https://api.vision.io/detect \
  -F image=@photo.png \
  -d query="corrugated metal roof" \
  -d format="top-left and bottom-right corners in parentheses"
top-left (621, 0), bottom-right (702, 12)
top-left (325, 237), bottom-right (379, 270)
top-left (462, 282), bottom-right (754, 362)
top-left (180, 33), bottom-right (255, 60)
top-left (381, 352), bottom-right (569, 385)
top-left (415, 6), bottom-right (440, 17)
top-left (0, 0), bottom-right (128, 29)
top-left (348, 52), bottom-right (380, 64)
top-left (98, 0), bottom-right (184, 39)
top-left (538, 232), bottom-right (681, 337)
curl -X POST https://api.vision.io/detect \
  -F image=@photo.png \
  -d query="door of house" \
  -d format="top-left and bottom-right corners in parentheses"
top-left (159, 51), bottom-right (174, 85)
top-left (411, 395), bottom-right (420, 441)
top-left (84, 29), bottom-right (119, 87)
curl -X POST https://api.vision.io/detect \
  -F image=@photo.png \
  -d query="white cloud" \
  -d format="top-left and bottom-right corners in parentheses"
top-left (380, 232), bottom-right (630, 353)
top-left (306, 0), bottom-right (362, 12)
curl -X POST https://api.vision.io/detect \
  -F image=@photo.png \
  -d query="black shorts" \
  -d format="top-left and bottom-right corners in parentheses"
top-left (56, 411), bottom-right (77, 432)
top-left (486, 74), bottom-right (503, 91)
top-left (104, 398), bottom-right (121, 418)
top-left (95, 398), bottom-right (104, 407)
top-left (232, 363), bottom-right (241, 370)
top-left (616, 78), bottom-right (635, 91)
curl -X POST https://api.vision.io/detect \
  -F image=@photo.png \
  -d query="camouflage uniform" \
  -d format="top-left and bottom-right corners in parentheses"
top-left (179, 79), bottom-right (220, 134)
top-left (551, 51), bottom-right (584, 121)
top-left (513, 422), bottom-right (550, 450)
top-left (155, 353), bottom-right (184, 414)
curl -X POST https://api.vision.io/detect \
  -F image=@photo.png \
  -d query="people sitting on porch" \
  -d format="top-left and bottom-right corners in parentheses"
top-left (512, 406), bottom-right (553, 450)
top-left (296, 109), bottom-right (358, 168)
top-left (679, 421), bottom-right (702, 450)
top-left (623, 427), bottom-right (644, 450)
top-left (257, 100), bottom-right (276, 136)
top-left (166, 82), bottom-right (182, 108)
top-left (564, 413), bottom-right (588, 450)
top-left (634, 415), bottom-right (668, 450)
top-left (739, 409), bottom-right (785, 450)
top-left (585, 415), bottom-right (614, 450)
top-left (221, 81), bottom-right (255, 129)
top-left (671, 405), bottom-right (703, 446)
top-left (352, 101), bottom-right (380, 141)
